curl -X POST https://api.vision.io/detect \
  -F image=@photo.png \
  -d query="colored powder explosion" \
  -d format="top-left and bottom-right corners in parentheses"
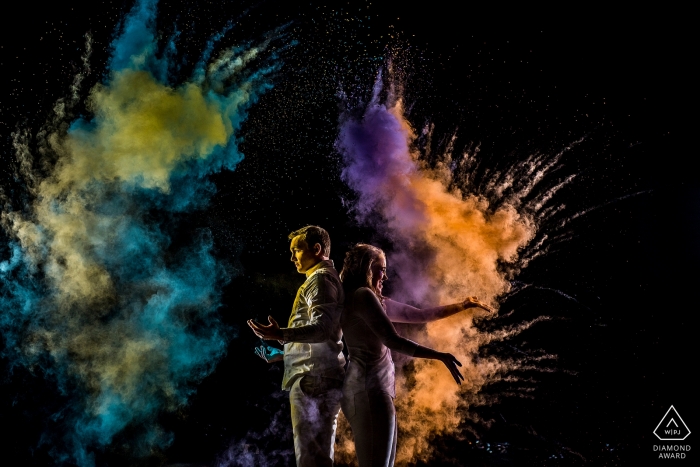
top-left (0, 0), bottom-right (279, 465)
top-left (335, 73), bottom-right (572, 464)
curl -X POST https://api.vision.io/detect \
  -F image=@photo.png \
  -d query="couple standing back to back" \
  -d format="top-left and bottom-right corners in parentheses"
top-left (247, 225), bottom-right (492, 467)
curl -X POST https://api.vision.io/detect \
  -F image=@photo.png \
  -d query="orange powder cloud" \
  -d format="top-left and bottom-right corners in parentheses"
top-left (336, 83), bottom-right (552, 465)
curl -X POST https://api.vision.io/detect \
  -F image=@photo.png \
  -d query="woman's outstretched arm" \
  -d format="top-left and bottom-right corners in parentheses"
top-left (353, 288), bottom-right (464, 385)
top-left (385, 296), bottom-right (494, 323)
top-left (352, 288), bottom-right (420, 356)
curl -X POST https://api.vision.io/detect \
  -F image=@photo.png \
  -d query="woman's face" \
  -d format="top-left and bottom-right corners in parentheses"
top-left (370, 254), bottom-right (388, 295)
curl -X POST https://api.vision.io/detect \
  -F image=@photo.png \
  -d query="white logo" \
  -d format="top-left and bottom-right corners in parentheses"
top-left (654, 406), bottom-right (691, 441)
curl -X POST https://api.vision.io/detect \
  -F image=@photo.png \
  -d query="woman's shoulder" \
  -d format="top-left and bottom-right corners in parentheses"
top-left (353, 287), bottom-right (375, 298)
top-left (352, 287), bottom-right (384, 309)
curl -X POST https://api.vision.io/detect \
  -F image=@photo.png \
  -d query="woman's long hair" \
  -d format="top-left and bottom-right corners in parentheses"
top-left (339, 243), bottom-right (385, 306)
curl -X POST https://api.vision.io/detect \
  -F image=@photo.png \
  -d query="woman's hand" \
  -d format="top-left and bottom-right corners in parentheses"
top-left (462, 296), bottom-right (494, 313)
top-left (413, 347), bottom-right (464, 384)
top-left (439, 352), bottom-right (464, 385)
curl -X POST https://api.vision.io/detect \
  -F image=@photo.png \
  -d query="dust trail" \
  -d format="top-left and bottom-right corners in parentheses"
top-left (336, 70), bottom-right (573, 464)
top-left (558, 189), bottom-right (653, 229)
top-left (0, 0), bottom-right (280, 465)
top-left (216, 393), bottom-right (295, 467)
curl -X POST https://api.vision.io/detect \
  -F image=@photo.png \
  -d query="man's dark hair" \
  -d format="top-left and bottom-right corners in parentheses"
top-left (288, 225), bottom-right (331, 257)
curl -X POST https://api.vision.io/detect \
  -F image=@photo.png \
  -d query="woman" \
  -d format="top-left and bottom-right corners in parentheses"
top-left (339, 244), bottom-right (492, 467)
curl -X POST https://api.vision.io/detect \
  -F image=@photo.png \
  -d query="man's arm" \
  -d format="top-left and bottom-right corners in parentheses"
top-left (385, 296), bottom-right (494, 323)
top-left (280, 273), bottom-right (341, 343)
top-left (247, 273), bottom-right (341, 343)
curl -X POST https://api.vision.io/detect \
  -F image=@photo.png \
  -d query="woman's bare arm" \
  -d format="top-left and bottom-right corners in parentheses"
top-left (353, 288), bottom-right (420, 356)
top-left (385, 296), bottom-right (494, 323)
top-left (354, 288), bottom-right (464, 385)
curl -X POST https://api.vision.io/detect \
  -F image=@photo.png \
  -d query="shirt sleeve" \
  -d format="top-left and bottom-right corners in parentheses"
top-left (354, 288), bottom-right (418, 356)
top-left (281, 271), bottom-right (341, 343)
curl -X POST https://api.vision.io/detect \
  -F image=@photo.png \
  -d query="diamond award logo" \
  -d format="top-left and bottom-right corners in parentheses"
top-left (654, 406), bottom-right (691, 441)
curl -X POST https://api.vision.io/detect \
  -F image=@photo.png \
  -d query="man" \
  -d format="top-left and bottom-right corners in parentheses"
top-left (248, 225), bottom-right (345, 467)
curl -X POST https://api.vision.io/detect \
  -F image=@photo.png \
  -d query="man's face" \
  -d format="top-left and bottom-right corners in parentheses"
top-left (289, 235), bottom-right (320, 274)
top-left (370, 254), bottom-right (388, 295)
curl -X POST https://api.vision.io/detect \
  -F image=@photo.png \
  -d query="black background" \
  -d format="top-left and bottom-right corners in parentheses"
top-left (0, 1), bottom-right (695, 466)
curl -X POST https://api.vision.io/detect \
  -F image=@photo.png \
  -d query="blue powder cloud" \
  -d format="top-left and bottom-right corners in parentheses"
top-left (0, 1), bottom-right (281, 465)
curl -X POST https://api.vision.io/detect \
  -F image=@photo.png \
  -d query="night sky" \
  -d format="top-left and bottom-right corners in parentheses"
top-left (0, 2), bottom-right (695, 466)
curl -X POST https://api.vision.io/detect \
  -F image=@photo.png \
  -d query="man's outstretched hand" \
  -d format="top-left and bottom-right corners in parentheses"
top-left (255, 343), bottom-right (284, 363)
top-left (247, 315), bottom-right (284, 341)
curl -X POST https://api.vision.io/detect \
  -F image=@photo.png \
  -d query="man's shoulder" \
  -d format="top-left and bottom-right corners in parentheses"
top-left (307, 263), bottom-right (341, 282)
top-left (301, 264), bottom-right (343, 302)
top-left (315, 266), bottom-right (340, 278)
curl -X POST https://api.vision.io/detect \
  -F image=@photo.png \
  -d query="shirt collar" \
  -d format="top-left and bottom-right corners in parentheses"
top-left (305, 259), bottom-right (334, 278)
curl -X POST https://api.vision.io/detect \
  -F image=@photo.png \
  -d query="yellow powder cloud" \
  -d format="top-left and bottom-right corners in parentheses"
top-left (6, 69), bottom-right (234, 312)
